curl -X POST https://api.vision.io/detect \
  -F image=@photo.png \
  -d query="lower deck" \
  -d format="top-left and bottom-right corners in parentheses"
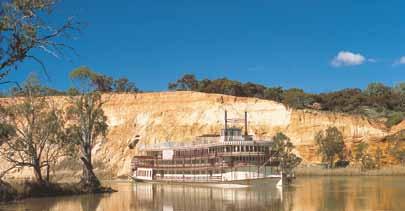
top-left (133, 166), bottom-right (281, 184)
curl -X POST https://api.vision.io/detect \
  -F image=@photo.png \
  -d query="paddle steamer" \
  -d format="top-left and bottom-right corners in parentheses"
top-left (131, 112), bottom-right (282, 186)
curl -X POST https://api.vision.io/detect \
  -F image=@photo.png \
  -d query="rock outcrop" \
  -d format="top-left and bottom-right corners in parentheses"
top-left (1, 91), bottom-right (401, 178)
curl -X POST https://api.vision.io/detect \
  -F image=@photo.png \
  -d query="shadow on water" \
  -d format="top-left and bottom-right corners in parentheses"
top-left (0, 192), bottom-right (105, 211)
top-left (1, 177), bottom-right (405, 211)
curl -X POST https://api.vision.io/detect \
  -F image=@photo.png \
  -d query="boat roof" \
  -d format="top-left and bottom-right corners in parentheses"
top-left (138, 140), bottom-right (273, 152)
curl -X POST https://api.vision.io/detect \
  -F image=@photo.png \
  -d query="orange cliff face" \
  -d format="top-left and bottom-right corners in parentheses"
top-left (0, 91), bottom-right (400, 178)
top-left (98, 91), bottom-right (391, 177)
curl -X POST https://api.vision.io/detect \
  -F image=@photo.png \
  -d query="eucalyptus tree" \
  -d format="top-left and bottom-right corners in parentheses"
top-left (315, 127), bottom-right (346, 168)
top-left (113, 77), bottom-right (138, 93)
top-left (271, 132), bottom-right (302, 183)
top-left (0, 121), bottom-right (16, 181)
top-left (354, 142), bottom-right (368, 163)
top-left (0, 0), bottom-right (80, 80)
top-left (0, 76), bottom-right (69, 184)
top-left (66, 90), bottom-right (108, 191)
top-left (69, 66), bottom-right (117, 92)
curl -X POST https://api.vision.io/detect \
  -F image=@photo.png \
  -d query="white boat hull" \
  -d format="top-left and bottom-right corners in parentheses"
top-left (131, 175), bottom-right (282, 187)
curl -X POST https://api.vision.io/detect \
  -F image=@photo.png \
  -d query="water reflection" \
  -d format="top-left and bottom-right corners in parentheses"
top-left (292, 177), bottom-right (405, 211)
top-left (129, 183), bottom-right (284, 211)
top-left (1, 177), bottom-right (405, 211)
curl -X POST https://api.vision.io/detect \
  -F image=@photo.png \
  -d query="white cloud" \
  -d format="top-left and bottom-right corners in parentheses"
top-left (395, 56), bottom-right (405, 65)
top-left (331, 51), bottom-right (366, 67)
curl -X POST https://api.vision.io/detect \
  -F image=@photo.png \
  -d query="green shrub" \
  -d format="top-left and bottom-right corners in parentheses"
top-left (386, 112), bottom-right (404, 127)
top-left (0, 181), bottom-right (18, 202)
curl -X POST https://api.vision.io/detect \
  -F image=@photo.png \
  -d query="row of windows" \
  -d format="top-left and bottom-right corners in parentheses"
top-left (175, 149), bottom-right (209, 157)
top-left (146, 145), bottom-right (270, 158)
top-left (163, 170), bottom-right (223, 175)
top-left (173, 146), bottom-right (268, 157)
top-left (234, 156), bottom-right (264, 162)
top-left (135, 155), bottom-right (266, 167)
top-left (209, 145), bottom-right (267, 153)
top-left (155, 156), bottom-right (264, 166)
top-left (157, 159), bottom-right (209, 165)
top-left (137, 170), bottom-right (152, 177)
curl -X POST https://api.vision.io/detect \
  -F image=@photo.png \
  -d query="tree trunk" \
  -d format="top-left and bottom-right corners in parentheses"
top-left (45, 163), bottom-right (50, 182)
top-left (328, 157), bottom-right (334, 169)
top-left (33, 163), bottom-right (45, 185)
top-left (80, 154), bottom-right (101, 192)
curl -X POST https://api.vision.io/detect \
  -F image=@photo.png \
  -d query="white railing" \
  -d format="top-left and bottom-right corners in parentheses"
top-left (137, 139), bottom-right (273, 151)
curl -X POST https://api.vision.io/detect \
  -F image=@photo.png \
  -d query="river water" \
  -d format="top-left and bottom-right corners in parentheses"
top-left (1, 177), bottom-right (405, 211)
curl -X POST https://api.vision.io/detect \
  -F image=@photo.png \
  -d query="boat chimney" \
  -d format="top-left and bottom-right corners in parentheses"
top-left (224, 110), bottom-right (228, 141)
top-left (244, 111), bottom-right (248, 140)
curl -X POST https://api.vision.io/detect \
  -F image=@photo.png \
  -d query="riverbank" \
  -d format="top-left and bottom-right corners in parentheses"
top-left (295, 165), bottom-right (405, 176)
top-left (0, 181), bottom-right (116, 203)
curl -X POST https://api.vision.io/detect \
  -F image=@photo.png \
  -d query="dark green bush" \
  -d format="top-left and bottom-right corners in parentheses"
top-left (386, 112), bottom-right (404, 128)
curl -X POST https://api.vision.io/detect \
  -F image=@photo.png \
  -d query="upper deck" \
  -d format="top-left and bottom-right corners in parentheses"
top-left (134, 111), bottom-right (276, 161)
top-left (138, 126), bottom-right (272, 152)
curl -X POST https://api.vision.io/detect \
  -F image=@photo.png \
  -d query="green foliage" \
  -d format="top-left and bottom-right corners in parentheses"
top-left (113, 77), bottom-right (139, 92)
top-left (10, 73), bottom-right (65, 96)
top-left (0, 76), bottom-right (70, 184)
top-left (386, 112), bottom-right (404, 127)
top-left (361, 154), bottom-right (377, 170)
top-left (0, 122), bottom-right (15, 144)
top-left (167, 75), bottom-right (405, 123)
top-left (168, 74), bottom-right (286, 101)
top-left (264, 87), bottom-right (284, 102)
top-left (69, 66), bottom-right (101, 91)
top-left (393, 82), bottom-right (405, 95)
top-left (66, 87), bottom-right (80, 96)
top-left (168, 74), bottom-right (198, 91)
top-left (0, 180), bottom-right (114, 202)
top-left (0, 181), bottom-right (18, 202)
top-left (396, 151), bottom-right (405, 164)
top-left (318, 89), bottom-right (365, 113)
top-left (69, 67), bottom-right (138, 93)
top-left (66, 92), bottom-right (108, 143)
top-left (272, 133), bottom-right (302, 177)
top-left (364, 83), bottom-right (392, 97)
top-left (315, 127), bottom-right (346, 168)
top-left (353, 143), bottom-right (382, 170)
top-left (66, 92), bottom-right (108, 189)
top-left (282, 88), bottom-right (315, 109)
top-left (354, 142), bottom-right (368, 162)
top-left (0, 0), bottom-right (79, 79)
top-left (389, 141), bottom-right (405, 165)
top-left (375, 147), bottom-right (383, 168)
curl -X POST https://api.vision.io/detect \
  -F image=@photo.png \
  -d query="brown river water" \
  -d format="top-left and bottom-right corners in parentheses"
top-left (0, 176), bottom-right (404, 211)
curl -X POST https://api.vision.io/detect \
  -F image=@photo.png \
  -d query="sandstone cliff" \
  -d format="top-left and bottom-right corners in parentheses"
top-left (2, 91), bottom-right (402, 179)
top-left (97, 91), bottom-right (392, 178)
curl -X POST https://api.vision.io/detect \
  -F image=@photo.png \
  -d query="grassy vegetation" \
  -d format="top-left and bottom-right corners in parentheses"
top-left (0, 180), bottom-right (116, 203)
top-left (295, 165), bottom-right (405, 176)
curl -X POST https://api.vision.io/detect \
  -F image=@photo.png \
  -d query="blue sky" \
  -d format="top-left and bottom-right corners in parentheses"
top-left (6, 0), bottom-right (405, 93)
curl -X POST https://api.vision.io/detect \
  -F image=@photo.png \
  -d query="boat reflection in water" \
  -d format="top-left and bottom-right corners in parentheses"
top-left (131, 182), bottom-right (285, 211)
top-left (2, 177), bottom-right (405, 211)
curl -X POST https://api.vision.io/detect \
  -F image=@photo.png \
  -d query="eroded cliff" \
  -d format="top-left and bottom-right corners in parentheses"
top-left (96, 91), bottom-right (392, 178)
top-left (1, 91), bottom-right (401, 179)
